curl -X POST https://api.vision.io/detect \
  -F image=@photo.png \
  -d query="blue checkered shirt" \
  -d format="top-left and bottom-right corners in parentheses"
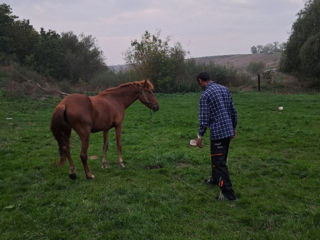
top-left (198, 82), bottom-right (237, 140)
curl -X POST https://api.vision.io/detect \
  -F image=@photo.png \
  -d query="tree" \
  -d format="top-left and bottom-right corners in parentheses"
top-left (0, 4), bottom-right (17, 56)
top-left (0, 4), bottom-right (39, 63)
top-left (60, 32), bottom-right (106, 82)
top-left (125, 30), bottom-right (187, 92)
top-left (251, 42), bottom-right (285, 54)
top-left (31, 28), bottom-right (65, 79)
top-left (278, 42), bottom-right (287, 52)
top-left (251, 46), bottom-right (257, 54)
top-left (299, 32), bottom-right (320, 77)
top-left (280, 0), bottom-right (320, 86)
top-left (10, 19), bottom-right (39, 63)
top-left (246, 61), bottom-right (266, 75)
top-left (256, 45), bottom-right (264, 53)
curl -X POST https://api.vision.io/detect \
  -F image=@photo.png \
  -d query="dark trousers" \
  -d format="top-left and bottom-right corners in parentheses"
top-left (210, 138), bottom-right (234, 195)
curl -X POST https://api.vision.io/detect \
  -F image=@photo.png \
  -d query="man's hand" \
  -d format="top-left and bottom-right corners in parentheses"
top-left (196, 137), bottom-right (203, 148)
top-left (232, 130), bottom-right (237, 139)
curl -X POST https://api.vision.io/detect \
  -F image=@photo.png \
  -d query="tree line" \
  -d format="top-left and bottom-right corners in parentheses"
top-left (0, 4), bottom-right (106, 83)
top-left (250, 42), bottom-right (286, 54)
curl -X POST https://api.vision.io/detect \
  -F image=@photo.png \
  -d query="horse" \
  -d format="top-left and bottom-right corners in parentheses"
top-left (50, 80), bottom-right (159, 179)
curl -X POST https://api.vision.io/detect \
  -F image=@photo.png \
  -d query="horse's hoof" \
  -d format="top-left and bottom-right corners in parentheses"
top-left (101, 164), bottom-right (109, 169)
top-left (120, 163), bottom-right (125, 168)
top-left (69, 173), bottom-right (77, 180)
top-left (86, 174), bottom-right (95, 180)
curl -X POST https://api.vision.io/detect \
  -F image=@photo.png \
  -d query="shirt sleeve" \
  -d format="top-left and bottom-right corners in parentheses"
top-left (198, 95), bottom-right (209, 137)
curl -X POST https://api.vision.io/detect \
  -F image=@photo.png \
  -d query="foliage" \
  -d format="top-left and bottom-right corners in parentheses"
top-left (246, 61), bottom-right (266, 75)
top-left (0, 4), bottom-right (16, 59)
top-left (125, 30), bottom-right (250, 93)
top-left (28, 29), bottom-right (65, 79)
top-left (298, 32), bottom-right (320, 78)
top-left (251, 42), bottom-right (286, 54)
top-left (0, 92), bottom-right (320, 239)
top-left (189, 60), bottom-right (249, 88)
top-left (0, 4), bottom-right (38, 64)
top-left (125, 31), bottom-right (189, 92)
top-left (0, 3), bottom-right (106, 83)
top-left (60, 32), bottom-right (106, 82)
top-left (280, 0), bottom-right (320, 87)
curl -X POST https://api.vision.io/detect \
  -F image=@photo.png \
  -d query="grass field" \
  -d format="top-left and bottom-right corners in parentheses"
top-left (0, 91), bottom-right (320, 239)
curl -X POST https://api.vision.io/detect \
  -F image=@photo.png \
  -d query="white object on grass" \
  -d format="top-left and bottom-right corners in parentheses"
top-left (189, 139), bottom-right (197, 146)
top-left (278, 106), bottom-right (283, 111)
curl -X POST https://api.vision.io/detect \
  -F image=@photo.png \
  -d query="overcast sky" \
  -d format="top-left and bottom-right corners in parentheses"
top-left (5, 0), bottom-right (306, 66)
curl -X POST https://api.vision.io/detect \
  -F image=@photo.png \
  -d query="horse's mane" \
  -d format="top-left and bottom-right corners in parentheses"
top-left (99, 80), bottom-right (154, 95)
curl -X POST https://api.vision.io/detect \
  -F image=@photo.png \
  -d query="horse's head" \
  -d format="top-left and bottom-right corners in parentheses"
top-left (138, 80), bottom-right (159, 112)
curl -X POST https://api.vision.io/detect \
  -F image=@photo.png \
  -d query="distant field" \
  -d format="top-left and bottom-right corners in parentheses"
top-left (0, 91), bottom-right (319, 239)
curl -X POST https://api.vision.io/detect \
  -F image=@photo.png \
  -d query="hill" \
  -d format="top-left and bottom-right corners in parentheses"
top-left (110, 52), bottom-right (281, 72)
top-left (191, 52), bottom-right (281, 70)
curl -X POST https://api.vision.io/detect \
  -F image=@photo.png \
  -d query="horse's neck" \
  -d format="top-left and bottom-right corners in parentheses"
top-left (104, 86), bottom-right (139, 108)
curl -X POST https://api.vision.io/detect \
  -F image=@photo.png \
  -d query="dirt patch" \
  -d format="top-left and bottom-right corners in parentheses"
top-left (89, 155), bottom-right (99, 160)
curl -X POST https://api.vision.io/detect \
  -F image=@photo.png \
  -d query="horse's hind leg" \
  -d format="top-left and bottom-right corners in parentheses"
top-left (77, 128), bottom-right (95, 179)
top-left (57, 128), bottom-right (77, 179)
top-left (58, 149), bottom-right (67, 167)
top-left (115, 124), bottom-right (125, 168)
top-left (101, 131), bottom-right (109, 168)
top-left (66, 146), bottom-right (76, 179)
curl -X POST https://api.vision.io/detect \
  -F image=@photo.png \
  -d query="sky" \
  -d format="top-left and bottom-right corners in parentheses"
top-left (4, 0), bottom-right (306, 66)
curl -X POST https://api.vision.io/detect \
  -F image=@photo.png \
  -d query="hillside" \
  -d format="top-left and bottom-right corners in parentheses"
top-left (192, 52), bottom-right (281, 70)
top-left (110, 52), bottom-right (281, 72)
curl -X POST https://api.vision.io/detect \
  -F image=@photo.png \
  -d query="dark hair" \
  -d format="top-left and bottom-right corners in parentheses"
top-left (197, 72), bottom-right (210, 82)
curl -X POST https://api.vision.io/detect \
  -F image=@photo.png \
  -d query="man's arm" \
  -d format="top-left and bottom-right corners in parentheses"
top-left (229, 92), bottom-right (237, 138)
top-left (197, 95), bottom-right (209, 147)
top-left (230, 101), bottom-right (237, 129)
top-left (228, 91), bottom-right (237, 129)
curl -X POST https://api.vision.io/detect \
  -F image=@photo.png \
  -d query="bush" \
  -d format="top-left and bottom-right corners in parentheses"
top-left (280, 0), bottom-right (320, 87)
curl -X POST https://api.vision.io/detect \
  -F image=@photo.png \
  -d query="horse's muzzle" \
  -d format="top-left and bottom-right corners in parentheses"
top-left (151, 104), bottom-right (159, 112)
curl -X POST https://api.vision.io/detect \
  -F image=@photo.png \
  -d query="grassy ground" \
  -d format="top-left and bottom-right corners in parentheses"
top-left (0, 91), bottom-right (319, 239)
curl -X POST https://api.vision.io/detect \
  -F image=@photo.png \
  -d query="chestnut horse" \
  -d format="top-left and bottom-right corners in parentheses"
top-left (51, 80), bottom-right (159, 179)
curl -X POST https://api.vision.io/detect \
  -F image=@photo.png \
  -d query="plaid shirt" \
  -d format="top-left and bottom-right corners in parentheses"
top-left (198, 81), bottom-right (237, 140)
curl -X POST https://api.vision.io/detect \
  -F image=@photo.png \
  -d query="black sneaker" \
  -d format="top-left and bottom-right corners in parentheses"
top-left (216, 190), bottom-right (237, 201)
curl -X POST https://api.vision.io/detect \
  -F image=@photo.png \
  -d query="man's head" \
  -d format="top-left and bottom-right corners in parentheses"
top-left (197, 72), bottom-right (211, 89)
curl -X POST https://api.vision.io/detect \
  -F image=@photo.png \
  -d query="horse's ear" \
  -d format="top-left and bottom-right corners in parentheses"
top-left (143, 80), bottom-right (148, 88)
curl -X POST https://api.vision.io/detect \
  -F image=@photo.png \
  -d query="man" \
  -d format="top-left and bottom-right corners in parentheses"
top-left (196, 72), bottom-right (237, 201)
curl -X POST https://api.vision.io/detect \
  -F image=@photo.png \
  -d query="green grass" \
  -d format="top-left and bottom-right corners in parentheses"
top-left (0, 91), bottom-right (320, 239)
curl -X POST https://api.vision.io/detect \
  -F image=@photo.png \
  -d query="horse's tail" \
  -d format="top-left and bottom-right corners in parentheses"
top-left (50, 102), bottom-right (71, 166)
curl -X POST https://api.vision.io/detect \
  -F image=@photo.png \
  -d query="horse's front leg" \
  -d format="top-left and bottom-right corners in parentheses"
top-left (115, 124), bottom-right (125, 168)
top-left (101, 131), bottom-right (109, 168)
